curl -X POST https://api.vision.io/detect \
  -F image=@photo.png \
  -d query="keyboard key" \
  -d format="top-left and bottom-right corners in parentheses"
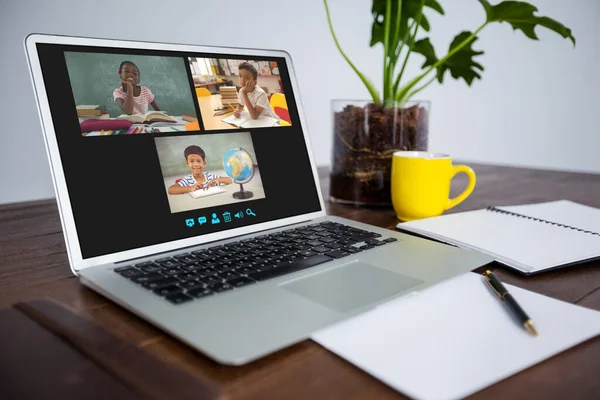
top-left (365, 239), bottom-right (385, 246)
top-left (226, 277), bottom-right (256, 288)
top-left (165, 292), bottom-right (193, 304)
top-left (298, 250), bottom-right (318, 257)
top-left (199, 275), bottom-right (223, 286)
top-left (133, 262), bottom-right (155, 269)
top-left (176, 273), bottom-right (199, 281)
top-left (142, 277), bottom-right (179, 289)
top-left (178, 280), bottom-right (205, 290)
top-left (195, 267), bottom-right (217, 277)
top-left (194, 253), bottom-right (213, 261)
top-left (325, 242), bottom-right (343, 249)
top-left (153, 285), bottom-right (182, 296)
top-left (157, 260), bottom-right (182, 268)
top-left (217, 271), bottom-right (240, 281)
top-left (312, 246), bottom-right (331, 253)
top-left (316, 232), bottom-right (333, 238)
top-left (343, 247), bottom-right (362, 254)
top-left (325, 250), bottom-right (351, 259)
top-left (214, 263), bottom-right (237, 273)
top-left (208, 283), bottom-right (233, 293)
top-left (384, 238), bottom-right (398, 243)
top-left (173, 255), bottom-right (197, 264)
top-left (349, 234), bottom-right (371, 242)
top-left (187, 287), bottom-right (213, 298)
top-left (197, 260), bottom-right (217, 267)
top-left (131, 273), bottom-right (165, 284)
top-left (114, 266), bottom-right (136, 273)
top-left (236, 266), bottom-right (257, 275)
top-left (138, 264), bottom-right (163, 273)
top-left (304, 235), bottom-right (321, 241)
top-left (163, 268), bottom-right (182, 276)
top-left (247, 255), bottom-right (333, 282)
top-left (359, 244), bottom-right (375, 250)
top-left (319, 237), bottom-right (336, 243)
top-left (254, 263), bottom-right (275, 272)
top-left (117, 268), bottom-right (144, 278)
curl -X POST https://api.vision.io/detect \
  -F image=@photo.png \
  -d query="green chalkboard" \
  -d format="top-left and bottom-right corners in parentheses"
top-left (155, 132), bottom-right (258, 177)
top-left (65, 52), bottom-right (197, 118)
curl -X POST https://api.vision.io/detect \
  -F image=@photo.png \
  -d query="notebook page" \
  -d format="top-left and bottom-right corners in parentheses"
top-left (498, 200), bottom-right (600, 234)
top-left (312, 273), bottom-right (600, 400)
top-left (222, 115), bottom-right (246, 126)
top-left (222, 110), bottom-right (251, 126)
top-left (242, 116), bottom-right (278, 128)
top-left (398, 209), bottom-right (600, 272)
top-left (189, 186), bottom-right (226, 198)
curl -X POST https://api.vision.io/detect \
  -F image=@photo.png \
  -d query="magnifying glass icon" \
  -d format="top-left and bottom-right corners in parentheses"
top-left (246, 208), bottom-right (256, 217)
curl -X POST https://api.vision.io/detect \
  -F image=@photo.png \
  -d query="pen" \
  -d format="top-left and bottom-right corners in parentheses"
top-left (484, 270), bottom-right (538, 336)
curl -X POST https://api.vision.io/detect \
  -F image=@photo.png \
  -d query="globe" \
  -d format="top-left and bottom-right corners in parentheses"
top-left (223, 148), bottom-right (255, 199)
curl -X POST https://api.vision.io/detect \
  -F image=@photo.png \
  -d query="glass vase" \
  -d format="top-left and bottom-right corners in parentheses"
top-left (329, 100), bottom-right (430, 206)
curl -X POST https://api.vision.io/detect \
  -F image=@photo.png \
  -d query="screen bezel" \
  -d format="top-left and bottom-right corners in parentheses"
top-left (24, 33), bottom-right (326, 273)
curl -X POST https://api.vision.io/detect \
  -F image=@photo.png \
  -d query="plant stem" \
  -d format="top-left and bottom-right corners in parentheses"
top-left (396, 22), bottom-right (487, 103)
top-left (383, 0), bottom-right (392, 102)
top-left (394, 0), bottom-right (425, 99)
top-left (323, 0), bottom-right (381, 104)
top-left (385, 0), bottom-right (402, 106)
top-left (406, 74), bottom-right (437, 99)
top-left (391, 20), bottom-right (415, 98)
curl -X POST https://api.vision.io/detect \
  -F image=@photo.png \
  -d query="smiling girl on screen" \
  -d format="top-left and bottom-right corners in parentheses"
top-left (113, 61), bottom-right (161, 115)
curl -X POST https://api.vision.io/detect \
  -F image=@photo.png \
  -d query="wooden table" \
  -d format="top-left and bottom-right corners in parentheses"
top-left (197, 95), bottom-right (238, 131)
top-left (1, 163), bottom-right (600, 399)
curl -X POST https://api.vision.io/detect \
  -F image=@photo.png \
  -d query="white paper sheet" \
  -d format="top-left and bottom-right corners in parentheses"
top-left (312, 273), bottom-right (600, 400)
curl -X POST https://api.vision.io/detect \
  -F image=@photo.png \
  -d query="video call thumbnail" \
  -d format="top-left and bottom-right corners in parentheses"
top-left (155, 132), bottom-right (265, 214)
top-left (189, 57), bottom-right (291, 130)
top-left (64, 52), bottom-right (200, 136)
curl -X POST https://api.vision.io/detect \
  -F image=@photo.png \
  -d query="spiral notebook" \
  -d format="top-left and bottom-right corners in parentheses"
top-left (396, 200), bottom-right (600, 274)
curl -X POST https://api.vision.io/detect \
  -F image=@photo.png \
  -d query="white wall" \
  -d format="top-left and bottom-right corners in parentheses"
top-left (1, 0), bottom-right (598, 205)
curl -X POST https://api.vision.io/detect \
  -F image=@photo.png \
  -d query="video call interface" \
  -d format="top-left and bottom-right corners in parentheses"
top-left (36, 44), bottom-right (321, 259)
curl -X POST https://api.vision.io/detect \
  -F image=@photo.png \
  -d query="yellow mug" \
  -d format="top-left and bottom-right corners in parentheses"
top-left (391, 151), bottom-right (476, 221)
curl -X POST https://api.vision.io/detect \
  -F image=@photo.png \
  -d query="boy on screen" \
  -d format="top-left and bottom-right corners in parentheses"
top-left (234, 62), bottom-right (279, 121)
top-left (168, 145), bottom-right (233, 195)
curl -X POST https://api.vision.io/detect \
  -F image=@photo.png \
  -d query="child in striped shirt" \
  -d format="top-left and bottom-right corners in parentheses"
top-left (113, 61), bottom-right (160, 115)
top-left (168, 145), bottom-right (233, 195)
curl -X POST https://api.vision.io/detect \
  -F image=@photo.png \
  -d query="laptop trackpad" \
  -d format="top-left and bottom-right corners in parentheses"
top-left (282, 261), bottom-right (423, 313)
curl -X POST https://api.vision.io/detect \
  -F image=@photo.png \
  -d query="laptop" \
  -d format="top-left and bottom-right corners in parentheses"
top-left (24, 34), bottom-right (493, 365)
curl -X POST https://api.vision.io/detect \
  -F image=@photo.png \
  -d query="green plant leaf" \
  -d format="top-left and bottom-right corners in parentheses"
top-left (437, 32), bottom-right (485, 85)
top-left (478, 0), bottom-right (575, 45)
top-left (412, 38), bottom-right (438, 69)
top-left (413, 32), bottom-right (485, 85)
top-left (370, 0), bottom-right (444, 56)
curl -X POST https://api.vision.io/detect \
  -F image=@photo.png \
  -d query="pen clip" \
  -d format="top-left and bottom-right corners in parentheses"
top-left (484, 275), bottom-right (502, 299)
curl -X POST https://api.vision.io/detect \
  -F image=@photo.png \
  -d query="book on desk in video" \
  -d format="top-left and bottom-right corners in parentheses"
top-left (396, 200), bottom-right (600, 275)
top-left (116, 111), bottom-right (177, 125)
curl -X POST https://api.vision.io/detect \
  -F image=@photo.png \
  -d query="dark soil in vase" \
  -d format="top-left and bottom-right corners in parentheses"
top-left (330, 102), bottom-right (429, 206)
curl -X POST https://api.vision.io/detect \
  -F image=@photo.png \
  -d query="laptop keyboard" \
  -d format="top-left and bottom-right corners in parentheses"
top-left (114, 221), bottom-right (397, 305)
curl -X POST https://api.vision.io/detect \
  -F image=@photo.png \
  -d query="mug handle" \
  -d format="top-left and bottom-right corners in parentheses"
top-left (445, 165), bottom-right (476, 211)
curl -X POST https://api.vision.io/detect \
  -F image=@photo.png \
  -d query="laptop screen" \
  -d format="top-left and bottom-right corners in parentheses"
top-left (35, 43), bottom-right (322, 259)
